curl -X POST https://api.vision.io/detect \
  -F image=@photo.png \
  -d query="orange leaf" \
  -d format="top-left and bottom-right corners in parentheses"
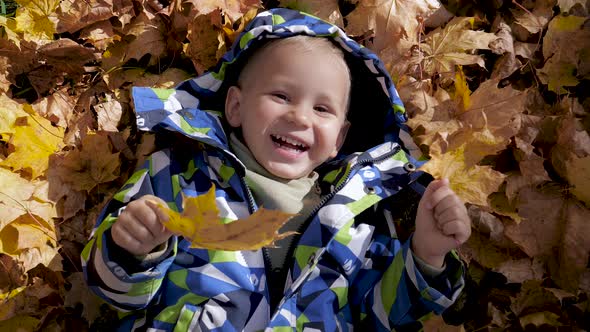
top-left (156, 185), bottom-right (297, 251)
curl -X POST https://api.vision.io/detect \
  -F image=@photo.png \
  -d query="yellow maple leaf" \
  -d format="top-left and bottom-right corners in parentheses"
top-left (0, 106), bottom-right (64, 179)
top-left (421, 144), bottom-right (506, 206)
top-left (14, 0), bottom-right (60, 41)
top-left (156, 185), bottom-right (297, 251)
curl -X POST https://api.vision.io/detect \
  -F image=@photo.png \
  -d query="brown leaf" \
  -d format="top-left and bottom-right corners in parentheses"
top-left (64, 272), bottom-right (103, 323)
top-left (512, 0), bottom-right (554, 34)
top-left (504, 185), bottom-right (563, 257)
top-left (95, 94), bottom-right (123, 132)
top-left (32, 90), bottom-right (76, 128)
top-left (185, 0), bottom-right (261, 22)
top-left (494, 257), bottom-right (545, 284)
top-left (187, 12), bottom-right (224, 75)
top-left (459, 231), bottom-right (512, 269)
top-left (55, 132), bottom-right (120, 191)
top-left (510, 280), bottom-right (561, 317)
top-left (79, 21), bottom-right (119, 51)
top-left (0, 254), bottom-right (27, 292)
top-left (345, 0), bottom-right (441, 53)
top-left (56, 0), bottom-right (114, 33)
top-left (537, 15), bottom-right (590, 93)
top-left (279, 0), bottom-right (343, 27)
top-left (552, 200), bottom-right (590, 291)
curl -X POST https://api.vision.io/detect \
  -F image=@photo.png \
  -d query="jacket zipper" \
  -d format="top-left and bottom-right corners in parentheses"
top-left (279, 144), bottom-right (403, 287)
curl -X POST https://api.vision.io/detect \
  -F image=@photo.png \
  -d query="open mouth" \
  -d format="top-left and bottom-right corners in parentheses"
top-left (271, 134), bottom-right (309, 152)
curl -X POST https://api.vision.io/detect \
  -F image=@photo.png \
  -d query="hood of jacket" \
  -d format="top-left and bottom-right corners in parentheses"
top-left (132, 7), bottom-right (417, 162)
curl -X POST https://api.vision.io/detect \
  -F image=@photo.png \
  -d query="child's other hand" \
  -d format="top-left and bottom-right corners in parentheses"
top-left (111, 195), bottom-right (173, 256)
top-left (412, 179), bottom-right (471, 268)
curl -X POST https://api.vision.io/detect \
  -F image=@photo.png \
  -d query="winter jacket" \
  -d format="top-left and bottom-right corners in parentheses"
top-left (82, 8), bottom-right (465, 332)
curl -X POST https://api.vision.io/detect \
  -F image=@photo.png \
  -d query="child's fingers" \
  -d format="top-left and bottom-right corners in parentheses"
top-left (427, 183), bottom-right (455, 211)
top-left (421, 179), bottom-right (450, 209)
top-left (434, 196), bottom-right (467, 224)
top-left (145, 199), bottom-right (170, 222)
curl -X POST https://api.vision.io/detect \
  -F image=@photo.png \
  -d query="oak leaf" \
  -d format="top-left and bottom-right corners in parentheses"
top-left (156, 185), bottom-right (297, 251)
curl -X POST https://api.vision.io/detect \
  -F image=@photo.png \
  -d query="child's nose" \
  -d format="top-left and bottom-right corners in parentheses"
top-left (286, 105), bottom-right (312, 127)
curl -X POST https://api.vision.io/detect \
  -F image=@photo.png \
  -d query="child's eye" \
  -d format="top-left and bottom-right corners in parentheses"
top-left (314, 106), bottom-right (330, 113)
top-left (271, 93), bottom-right (289, 102)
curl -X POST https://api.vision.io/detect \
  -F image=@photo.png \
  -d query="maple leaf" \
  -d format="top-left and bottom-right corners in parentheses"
top-left (32, 89), bottom-right (76, 128)
top-left (14, 0), bottom-right (60, 41)
top-left (64, 272), bottom-right (103, 323)
top-left (0, 169), bottom-right (37, 230)
top-left (184, 0), bottom-right (261, 23)
top-left (504, 184), bottom-right (590, 291)
top-left (421, 144), bottom-right (506, 206)
top-left (0, 105), bottom-right (64, 179)
top-left (537, 15), bottom-right (590, 93)
top-left (419, 17), bottom-right (498, 75)
top-left (54, 132), bottom-right (120, 192)
top-left (511, 0), bottom-right (553, 34)
top-left (0, 16), bottom-right (21, 49)
top-left (56, 0), bottom-right (115, 34)
top-left (345, 0), bottom-right (441, 52)
top-left (186, 12), bottom-right (224, 75)
top-left (156, 185), bottom-right (297, 251)
top-left (0, 94), bottom-right (28, 134)
top-left (95, 94), bottom-right (123, 132)
top-left (104, 67), bottom-right (191, 91)
top-left (280, 0), bottom-right (343, 27)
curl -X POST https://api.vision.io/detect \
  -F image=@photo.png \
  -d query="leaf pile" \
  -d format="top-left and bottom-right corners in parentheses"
top-left (0, 0), bottom-right (589, 330)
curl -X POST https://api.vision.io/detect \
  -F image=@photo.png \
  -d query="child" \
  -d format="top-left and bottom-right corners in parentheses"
top-left (82, 8), bottom-right (470, 331)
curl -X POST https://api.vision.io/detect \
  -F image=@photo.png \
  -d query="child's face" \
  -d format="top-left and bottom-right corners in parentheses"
top-left (226, 41), bottom-right (350, 179)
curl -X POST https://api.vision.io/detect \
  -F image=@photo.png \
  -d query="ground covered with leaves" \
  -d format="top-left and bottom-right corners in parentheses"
top-left (0, 0), bottom-right (589, 330)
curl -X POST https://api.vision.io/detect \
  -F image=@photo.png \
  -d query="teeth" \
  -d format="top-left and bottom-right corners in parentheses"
top-left (273, 134), bottom-right (307, 148)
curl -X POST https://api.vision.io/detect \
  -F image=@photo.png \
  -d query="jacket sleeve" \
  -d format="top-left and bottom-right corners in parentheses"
top-left (350, 206), bottom-right (465, 330)
top-left (81, 149), bottom-right (179, 311)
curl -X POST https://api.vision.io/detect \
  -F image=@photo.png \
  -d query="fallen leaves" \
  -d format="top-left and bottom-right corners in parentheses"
top-left (157, 186), bottom-right (297, 251)
top-left (0, 0), bottom-right (588, 330)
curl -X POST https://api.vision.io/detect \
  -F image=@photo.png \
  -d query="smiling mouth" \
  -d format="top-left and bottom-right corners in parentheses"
top-left (271, 134), bottom-right (309, 152)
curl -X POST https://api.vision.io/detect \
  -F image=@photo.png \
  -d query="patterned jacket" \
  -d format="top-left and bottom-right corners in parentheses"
top-left (82, 8), bottom-right (465, 332)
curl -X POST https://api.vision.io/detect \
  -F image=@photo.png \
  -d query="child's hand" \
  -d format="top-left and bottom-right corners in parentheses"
top-left (111, 195), bottom-right (173, 256)
top-left (412, 179), bottom-right (471, 268)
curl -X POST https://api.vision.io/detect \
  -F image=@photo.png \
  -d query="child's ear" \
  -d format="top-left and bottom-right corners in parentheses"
top-left (225, 86), bottom-right (242, 128)
top-left (331, 120), bottom-right (350, 158)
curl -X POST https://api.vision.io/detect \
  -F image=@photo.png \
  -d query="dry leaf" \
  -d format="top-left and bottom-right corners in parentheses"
top-left (421, 144), bottom-right (506, 206)
top-left (184, 0), bottom-right (261, 23)
top-left (14, 0), bottom-right (60, 41)
top-left (537, 14), bottom-right (590, 93)
top-left (56, 0), bottom-right (114, 34)
top-left (279, 0), bottom-right (343, 26)
top-left (345, 0), bottom-right (440, 53)
top-left (0, 106), bottom-right (64, 179)
top-left (156, 185), bottom-right (296, 251)
top-left (54, 132), bottom-right (120, 191)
